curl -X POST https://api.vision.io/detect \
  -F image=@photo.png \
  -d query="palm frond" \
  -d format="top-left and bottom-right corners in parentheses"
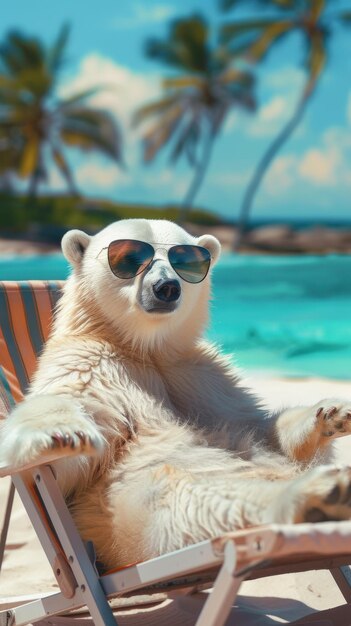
top-left (0, 86), bottom-right (33, 108)
top-left (309, 0), bottom-right (325, 22)
top-left (137, 8), bottom-right (258, 170)
top-left (221, 17), bottom-right (286, 44)
top-left (219, 68), bottom-right (255, 88)
top-left (218, 0), bottom-right (238, 11)
top-left (145, 15), bottom-right (210, 74)
top-left (48, 23), bottom-right (70, 73)
top-left (245, 20), bottom-right (294, 61)
top-left (57, 87), bottom-right (102, 110)
top-left (338, 10), bottom-right (351, 23)
top-left (51, 145), bottom-right (70, 176)
top-left (142, 105), bottom-right (184, 162)
top-left (51, 143), bottom-right (78, 193)
top-left (303, 30), bottom-right (326, 97)
top-left (0, 26), bottom-right (123, 193)
top-left (219, 0), bottom-right (295, 11)
top-left (60, 108), bottom-right (123, 162)
top-left (0, 31), bottom-right (44, 75)
top-left (162, 75), bottom-right (205, 91)
top-left (133, 95), bottom-right (181, 125)
top-left (170, 117), bottom-right (200, 165)
top-left (272, 0), bottom-right (296, 8)
top-left (0, 116), bottom-right (26, 129)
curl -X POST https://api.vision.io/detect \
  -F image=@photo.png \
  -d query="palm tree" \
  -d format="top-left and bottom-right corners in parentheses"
top-left (135, 15), bottom-right (256, 224)
top-left (220, 0), bottom-right (351, 247)
top-left (0, 25), bottom-right (123, 197)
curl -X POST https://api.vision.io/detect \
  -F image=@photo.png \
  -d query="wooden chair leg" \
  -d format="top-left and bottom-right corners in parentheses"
top-left (196, 540), bottom-right (244, 626)
top-left (331, 565), bottom-right (351, 603)
top-left (0, 481), bottom-right (15, 572)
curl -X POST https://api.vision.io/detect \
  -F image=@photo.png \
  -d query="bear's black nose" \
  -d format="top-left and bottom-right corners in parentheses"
top-left (153, 279), bottom-right (181, 302)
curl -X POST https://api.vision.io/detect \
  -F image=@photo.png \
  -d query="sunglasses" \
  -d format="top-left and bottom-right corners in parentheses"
top-left (104, 239), bottom-right (212, 284)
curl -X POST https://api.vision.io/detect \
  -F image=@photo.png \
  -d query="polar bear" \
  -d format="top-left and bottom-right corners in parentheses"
top-left (1, 218), bottom-right (351, 569)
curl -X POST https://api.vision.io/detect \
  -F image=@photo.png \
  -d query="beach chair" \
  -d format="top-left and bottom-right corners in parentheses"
top-left (1, 280), bottom-right (351, 626)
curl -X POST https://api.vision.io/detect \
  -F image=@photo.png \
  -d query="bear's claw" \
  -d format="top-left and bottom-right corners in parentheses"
top-left (314, 401), bottom-right (351, 439)
top-left (50, 431), bottom-right (95, 450)
top-left (294, 466), bottom-right (351, 523)
top-left (76, 431), bottom-right (87, 445)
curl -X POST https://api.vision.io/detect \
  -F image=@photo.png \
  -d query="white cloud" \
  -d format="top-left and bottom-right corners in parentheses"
top-left (298, 147), bottom-right (340, 185)
top-left (76, 161), bottom-right (131, 190)
top-left (73, 160), bottom-right (189, 197)
top-left (142, 168), bottom-right (188, 197)
top-left (297, 127), bottom-right (351, 188)
top-left (111, 4), bottom-right (176, 29)
top-left (260, 96), bottom-right (286, 122)
top-left (247, 95), bottom-right (292, 137)
top-left (265, 66), bottom-right (305, 91)
top-left (47, 167), bottom-right (66, 191)
top-left (242, 66), bottom-right (305, 139)
top-left (58, 53), bottom-right (162, 181)
top-left (261, 125), bottom-right (351, 196)
top-left (324, 126), bottom-right (351, 149)
top-left (59, 54), bottom-right (160, 131)
top-left (57, 54), bottom-right (205, 201)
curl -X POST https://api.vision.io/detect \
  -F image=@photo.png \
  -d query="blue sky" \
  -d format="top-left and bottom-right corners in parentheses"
top-left (2, 0), bottom-right (351, 222)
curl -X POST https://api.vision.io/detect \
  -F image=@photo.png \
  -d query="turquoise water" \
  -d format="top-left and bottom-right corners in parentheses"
top-left (1, 253), bottom-right (351, 379)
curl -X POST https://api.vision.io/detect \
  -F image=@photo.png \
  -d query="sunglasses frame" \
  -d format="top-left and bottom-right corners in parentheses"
top-left (100, 239), bottom-right (212, 284)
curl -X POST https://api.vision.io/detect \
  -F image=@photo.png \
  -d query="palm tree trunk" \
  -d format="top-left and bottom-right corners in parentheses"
top-left (233, 94), bottom-right (309, 250)
top-left (27, 146), bottom-right (45, 200)
top-left (178, 131), bottom-right (215, 225)
top-left (27, 167), bottom-right (41, 199)
top-left (51, 144), bottom-right (80, 197)
top-left (60, 166), bottom-right (80, 197)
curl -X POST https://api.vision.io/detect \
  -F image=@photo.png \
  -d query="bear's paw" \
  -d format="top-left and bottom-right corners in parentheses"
top-left (313, 400), bottom-right (351, 438)
top-left (273, 465), bottom-right (351, 524)
top-left (0, 395), bottom-right (105, 469)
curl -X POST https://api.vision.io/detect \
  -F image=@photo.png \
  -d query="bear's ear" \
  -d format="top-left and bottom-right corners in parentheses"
top-left (197, 234), bottom-right (221, 266)
top-left (61, 229), bottom-right (91, 267)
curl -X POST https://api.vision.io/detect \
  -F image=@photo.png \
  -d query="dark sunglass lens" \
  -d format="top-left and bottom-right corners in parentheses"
top-left (168, 245), bottom-right (211, 283)
top-left (108, 240), bottom-right (154, 279)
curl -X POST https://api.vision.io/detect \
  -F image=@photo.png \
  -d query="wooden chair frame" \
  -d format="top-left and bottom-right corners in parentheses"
top-left (2, 452), bottom-right (351, 626)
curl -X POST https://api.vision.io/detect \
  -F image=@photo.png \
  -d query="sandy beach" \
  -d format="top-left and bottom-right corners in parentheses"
top-left (1, 375), bottom-right (351, 625)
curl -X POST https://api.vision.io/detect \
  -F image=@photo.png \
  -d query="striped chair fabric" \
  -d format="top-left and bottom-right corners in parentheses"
top-left (0, 281), bottom-right (64, 418)
top-left (0, 281), bottom-right (64, 570)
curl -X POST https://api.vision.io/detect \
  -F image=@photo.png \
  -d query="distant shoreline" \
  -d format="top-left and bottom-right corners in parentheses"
top-left (188, 222), bottom-right (351, 254)
top-left (1, 221), bottom-right (351, 256)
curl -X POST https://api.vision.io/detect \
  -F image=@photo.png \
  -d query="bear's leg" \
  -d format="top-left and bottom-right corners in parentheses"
top-left (273, 399), bottom-right (351, 464)
top-left (91, 463), bottom-right (351, 567)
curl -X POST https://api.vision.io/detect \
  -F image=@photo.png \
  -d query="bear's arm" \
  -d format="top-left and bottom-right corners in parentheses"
top-left (1, 339), bottom-right (182, 493)
top-left (28, 338), bottom-right (177, 437)
top-left (161, 341), bottom-right (345, 464)
top-left (160, 340), bottom-right (272, 449)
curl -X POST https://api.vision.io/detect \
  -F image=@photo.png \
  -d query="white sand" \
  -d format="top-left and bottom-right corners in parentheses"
top-left (1, 376), bottom-right (351, 624)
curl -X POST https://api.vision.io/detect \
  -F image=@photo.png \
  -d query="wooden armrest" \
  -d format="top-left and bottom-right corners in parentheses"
top-left (0, 446), bottom-right (90, 478)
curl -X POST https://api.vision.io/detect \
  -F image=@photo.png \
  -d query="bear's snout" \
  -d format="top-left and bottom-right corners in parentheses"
top-left (153, 279), bottom-right (181, 303)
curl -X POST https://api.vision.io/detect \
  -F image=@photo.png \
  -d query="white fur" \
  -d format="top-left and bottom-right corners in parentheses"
top-left (1, 219), bottom-right (351, 570)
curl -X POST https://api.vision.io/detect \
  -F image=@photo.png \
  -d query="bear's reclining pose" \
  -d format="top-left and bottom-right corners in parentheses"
top-left (1, 219), bottom-right (351, 569)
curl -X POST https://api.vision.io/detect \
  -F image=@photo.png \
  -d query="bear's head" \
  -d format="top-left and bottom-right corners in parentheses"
top-left (61, 219), bottom-right (221, 353)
